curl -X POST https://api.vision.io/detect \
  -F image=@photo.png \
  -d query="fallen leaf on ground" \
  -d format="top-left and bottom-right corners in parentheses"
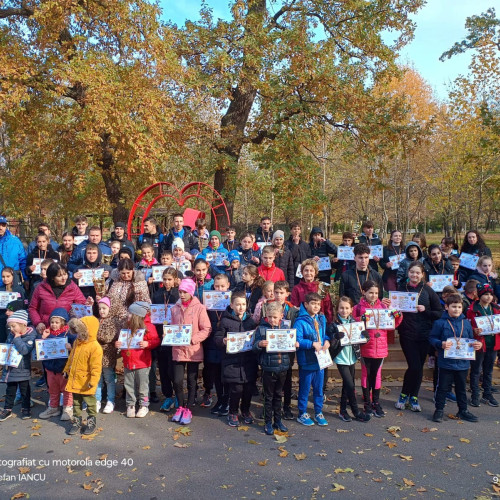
top-left (294, 453), bottom-right (307, 461)
top-left (11, 493), bottom-right (29, 499)
top-left (416, 487), bottom-right (427, 493)
top-left (331, 483), bottom-right (345, 492)
top-left (334, 468), bottom-right (354, 474)
top-left (336, 429), bottom-right (349, 433)
top-left (248, 439), bottom-right (261, 445)
top-left (459, 438), bottom-right (470, 443)
top-left (18, 467), bottom-right (30, 474)
top-left (84, 471), bottom-right (92, 477)
top-left (274, 434), bottom-right (287, 443)
top-left (380, 470), bottom-right (393, 476)
top-left (278, 446), bottom-right (288, 458)
top-left (447, 414), bottom-right (458, 420)
top-left (237, 426), bottom-right (249, 432)
top-left (175, 426), bottom-right (192, 436)
top-left (372, 478), bottom-right (383, 483)
top-left (403, 478), bottom-right (415, 487)
top-left (17, 445), bottom-right (28, 450)
top-left (31, 424), bottom-right (41, 430)
top-left (30, 433), bottom-right (41, 437)
top-left (63, 439), bottom-right (71, 444)
top-left (492, 484), bottom-right (500, 493)
top-left (385, 442), bottom-right (397, 449)
top-left (364, 433), bottom-right (373, 437)
top-left (173, 442), bottom-right (191, 448)
top-left (397, 455), bottom-right (413, 461)
top-left (402, 438), bottom-right (412, 443)
top-left (142, 445), bottom-right (151, 450)
top-left (258, 459), bottom-right (268, 466)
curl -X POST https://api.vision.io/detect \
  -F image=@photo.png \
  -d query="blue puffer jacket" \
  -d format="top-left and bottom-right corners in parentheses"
top-left (201, 245), bottom-right (229, 275)
top-left (0, 230), bottom-right (27, 285)
top-left (1, 327), bottom-right (36, 383)
top-left (253, 320), bottom-right (291, 373)
top-left (67, 240), bottom-right (111, 272)
top-left (294, 304), bottom-right (329, 371)
top-left (429, 311), bottom-right (476, 371)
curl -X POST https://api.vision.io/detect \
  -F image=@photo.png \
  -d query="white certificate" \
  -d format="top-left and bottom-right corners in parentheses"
top-left (389, 292), bottom-right (418, 312)
top-left (32, 258), bottom-right (43, 275)
top-left (74, 235), bottom-right (88, 246)
top-left (0, 291), bottom-right (20, 309)
top-left (35, 338), bottom-right (68, 360)
top-left (315, 348), bottom-right (334, 370)
top-left (118, 328), bottom-right (145, 350)
top-left (338, 322), bottom-right (367, 346)
top-left (295, 264), bottom-right (303, 278)
top-left (459, 252), bottom-right (479, 270)
top-left (317, 257), bottom-right (332, 271)
top-left (0, 343), bottom-right (23, 367)
top-left (70, 304), bottom-right (93, 318)
top-left (162, 325), bottom-right (192, 346)
top-left (203, 291), bottom-right (231, 311)
top-left (428, 275), bottom-right (454, 292)
top-left (266, 329), bottom-right (296, 353)
top-left (204, 252), bottom-right (227, 266)
top-left (337, 246), bottom-right (354, 261)
top-left (152, 265), bottom-right (169, 282)
top-left (444, 338), bottom-right (476, 360)
top-left (256, 242), bottom-right (269, 251)
top-left (365, 309), bottom-right (395, 329)
top-left (173, 258), bottom-right (191, 275)
top-left (369, 245), bottom-right (383, 259)
top-left (475, 314), bottom-right (500, 335)
top-left (150, 304), bottom-right (174, 324)
top-left (141, 267), bottom-right (153, 280)
top-left (388, 254), bottom-right (404, 270)
top-left (78, 268), bottom-right (104, 287)
top-left (226, 331), bottom-right (254, 354)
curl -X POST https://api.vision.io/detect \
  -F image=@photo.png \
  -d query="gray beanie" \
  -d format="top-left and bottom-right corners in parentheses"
top-left (128, 301), bottom-right (150, 318)
top-left (272, 230), bottom-right (285, 241)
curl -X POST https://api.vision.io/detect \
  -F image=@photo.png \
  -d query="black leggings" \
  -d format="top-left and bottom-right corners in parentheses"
top-left (337, 364), bottom-right (358, 412)
top-left (362, 357), bottom-right (383, 393)
top-left (400, 336), bottom-right (429, 398)
top-left (173, 361), bottom-right (199, 407)
top-left (202, 362), bottom-right (224, 399)
top-left (228, 382), bottom-right (253, 414)
top-left (158, 347), bottom-right (174, 398)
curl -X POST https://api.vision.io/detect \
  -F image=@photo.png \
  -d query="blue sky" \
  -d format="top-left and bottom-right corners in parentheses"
top-left (159, 0), bottom-right (494, 101)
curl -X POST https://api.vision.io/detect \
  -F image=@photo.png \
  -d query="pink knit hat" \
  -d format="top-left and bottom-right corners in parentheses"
top-left (98, 296), bottom-right (111, 309)
top-left (179, 278), bottom-right (196, 296)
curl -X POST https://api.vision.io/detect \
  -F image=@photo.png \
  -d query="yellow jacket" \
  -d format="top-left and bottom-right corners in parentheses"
top-left (63, 316), bottom-right (103, 395)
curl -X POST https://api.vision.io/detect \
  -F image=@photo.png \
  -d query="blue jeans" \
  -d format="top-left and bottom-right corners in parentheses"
top-left (95, 367), bottom-right (116, 404)
top-left (298, 368), bottom-right (324, 415)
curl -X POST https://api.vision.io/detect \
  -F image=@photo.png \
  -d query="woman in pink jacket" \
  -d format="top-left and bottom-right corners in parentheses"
top-left (170, 279), bottom-right (211, 425)
top-left (353, 280), bottom-right (402, 418)
top-left (29, 263), bottom-right (87, 334)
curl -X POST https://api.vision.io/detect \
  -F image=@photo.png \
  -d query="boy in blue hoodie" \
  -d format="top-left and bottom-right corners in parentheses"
top-left (430, 295), bottom-right (482, 423)
top-left (294, 292), bottom-right (330, 426)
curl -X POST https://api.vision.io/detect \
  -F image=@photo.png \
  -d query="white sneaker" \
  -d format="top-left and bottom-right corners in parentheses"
top-left (126, 406), bottom-right (136, 418)
top-left (60, 406), bottom-right (73, 421)
top-left (135, 406), bottom-right (149, 418)
top-left (102, 402), bottom-right (114, 414)
top-left (39, 406), bottom-right (61, 419)
top-left (96, 401), bottom-right (101, 413)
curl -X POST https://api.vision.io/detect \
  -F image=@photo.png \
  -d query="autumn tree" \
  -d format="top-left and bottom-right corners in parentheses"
top-left (0, 0), bottom-right (188, 222)
top-left (173, 0), bottom-right (425, 225)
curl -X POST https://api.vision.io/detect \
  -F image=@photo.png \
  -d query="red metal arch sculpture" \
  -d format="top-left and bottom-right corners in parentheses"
top-left (127, 182), bottom-right (231, 238)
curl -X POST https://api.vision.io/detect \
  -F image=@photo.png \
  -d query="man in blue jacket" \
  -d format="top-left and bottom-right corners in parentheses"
top-left (0, 216), bottom-right (27, 287)
top-left (67, 226), bottom-right (111, 273)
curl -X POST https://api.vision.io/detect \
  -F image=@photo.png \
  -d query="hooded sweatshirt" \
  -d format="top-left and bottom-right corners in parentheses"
top-left (308, 227), bottom-right (337, 282)
top-left (396, 242), bottom-right (424, 288)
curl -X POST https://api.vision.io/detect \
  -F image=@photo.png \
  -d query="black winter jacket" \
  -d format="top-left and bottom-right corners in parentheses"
top-left (339, 268), bottom-right (383, 305)
top-left (253, 320), bottom-right (291, 373)
top-left (274, 248), bottom-right (295, 288)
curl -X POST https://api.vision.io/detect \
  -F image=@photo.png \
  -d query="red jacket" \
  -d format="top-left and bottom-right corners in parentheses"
top-left (120, 315), bottom-right (160, 370)
top-left (353, 298), bottom-right (403, 359)
top-left (290, 279), bottom-right (333, 324)
top-left (29, 280), bottom-right (86, 327)
top-left (466, 301), bottom-right (500, 351)
top-left (257, 263), bottom-right (285, 283)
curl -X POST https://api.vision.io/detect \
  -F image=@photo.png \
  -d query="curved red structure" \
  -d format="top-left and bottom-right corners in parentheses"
top-left (127, 182), bottom-right (231, 238)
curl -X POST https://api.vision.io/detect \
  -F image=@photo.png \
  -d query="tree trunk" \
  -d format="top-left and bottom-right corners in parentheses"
top-left (213, 0), bottom-right (266, 227)
top-left (99, 133), bottom-right (129, 223)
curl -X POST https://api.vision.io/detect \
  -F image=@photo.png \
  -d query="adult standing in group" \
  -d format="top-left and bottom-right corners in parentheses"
top-left (357, 221), bottom-right (382, 272)
top-left (459, 230), bottom-right (492, 280)
top-left (0, 216), bottom-right (27, 287)
top-left (58, 232), bottom-right (76, 266)
top-left (163, 213), bottom-right (197, 255)
top-left (395, 261), bottom-right (442, 412)
top-left (108, 222), bottom-right (135, 255)
top-left (309, 226), bottom-right (337, 284)
top-left (27, 222), bottom-right (58, 254)
top-left (29, 262), bottom-right (87, 334)
top-left (67, 226), bottom-right (111, 272)
top-left (255, 216), bottom-right (273, 245)
top-left (285, 222), bottom-right (312, 286)
top-left (380, 230), bottom-right (404, 292)
top-left (71, 215), bottom-right (90, 246)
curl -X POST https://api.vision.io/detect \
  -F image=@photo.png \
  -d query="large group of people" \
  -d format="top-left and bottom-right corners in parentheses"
top-left (0, 214), bottom-right (498, 436)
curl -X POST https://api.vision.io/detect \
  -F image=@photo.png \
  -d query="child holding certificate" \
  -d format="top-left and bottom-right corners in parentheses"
top-left (39, 308), bottom-right (76, 421)
top-left (330, 297), bottom-right (371, 423)
top-left (380, 230), bottom-right (404, 291)
top-left (430, 295), bottom-right (482, 423)
top-left (252, 280), bottom-right (275, 323)
top-left (214, 291), bottom-right (257, 427)
top-left (115, 302), bottom-right (160, 419)
top-left (0, 310), bottom-right (36, 421)
top-left (468, 256), bottom-right (500, 300)
top-left (191, 258), bottom-right (214, 302)
top-left (466, 283), bottom-right (500, 408)
top-left (0, 267), bottom-right (26, 343)
top-left (353, 281), bottom-right (402, 418)
top-left (233, 264), bottom-right (264, 314)
top-left (253, 301), bottom-right (296, 435)
top-left (152, 268), bottom-right (179, 413)
top-left (170, 279), bottom-right (211, 425)
top-left (295, 292), bottom-right (330, 427)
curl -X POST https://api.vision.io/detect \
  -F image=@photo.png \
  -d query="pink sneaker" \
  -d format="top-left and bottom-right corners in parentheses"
top-left (172, 406), bottom-right (184, 423)
top-left (180, 408), bottom-right (192, 425)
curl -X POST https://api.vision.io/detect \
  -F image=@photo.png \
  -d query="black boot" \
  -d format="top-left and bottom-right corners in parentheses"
top-left (68, 416), bottom-right (82, 435)
top-left (362, 387), bottom-right (372, 415)
top-left (83, 416), bottom-right (97, 435)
